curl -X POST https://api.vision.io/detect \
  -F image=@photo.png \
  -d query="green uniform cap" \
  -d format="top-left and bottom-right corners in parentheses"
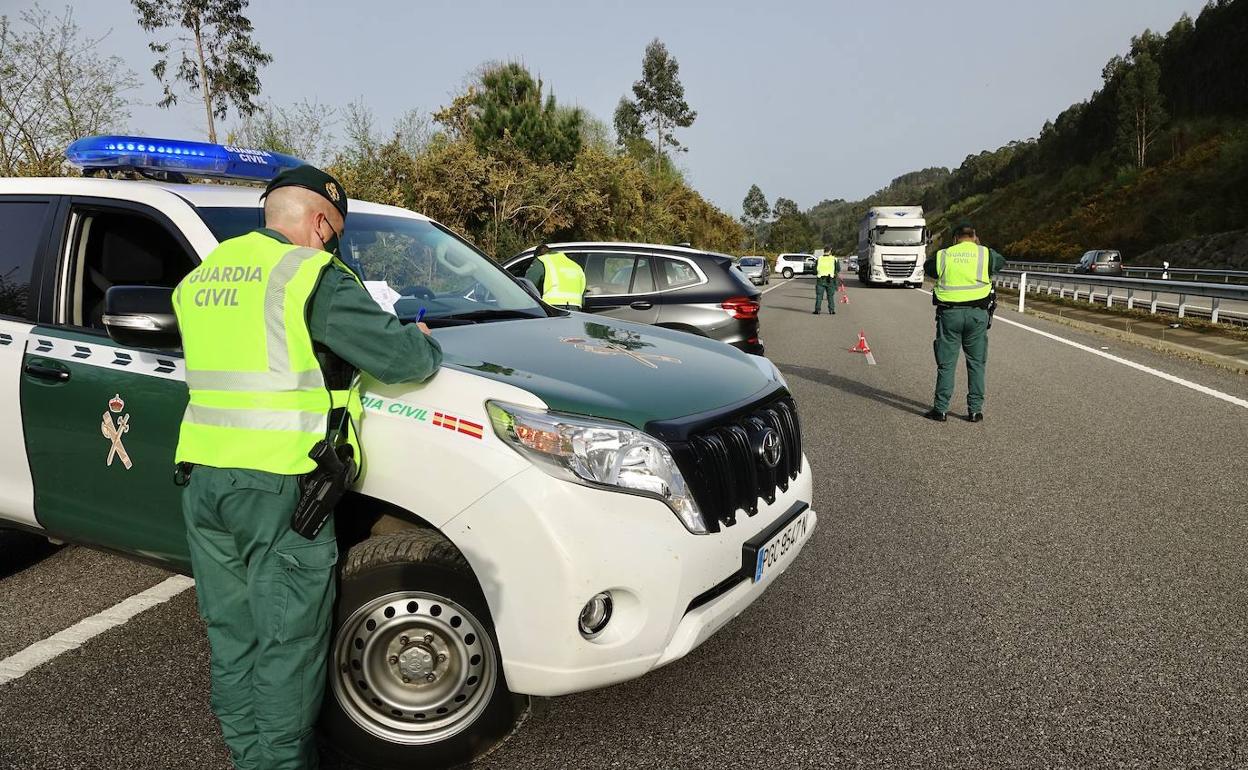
top-left (262, 164), bottom-right (348, 219)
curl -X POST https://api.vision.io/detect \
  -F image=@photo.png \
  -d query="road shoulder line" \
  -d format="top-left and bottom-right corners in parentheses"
top-left (0, 575), bottom-right (194, 685)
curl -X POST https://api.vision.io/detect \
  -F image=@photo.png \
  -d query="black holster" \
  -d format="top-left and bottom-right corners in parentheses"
top-left (290, 439), bottom-right (356, 540)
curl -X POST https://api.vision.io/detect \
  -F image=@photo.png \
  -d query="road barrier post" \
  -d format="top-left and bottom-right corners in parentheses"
top-left (1018, 272), bottom-right (1027, 313)
top-left (1211, 298), bottom-right (1221, 324)
top-left (1105, 288), bottom-right (1113, 308)
top-left (1150, 292), bottom-right (1159, 314)
top-left (1178, 294), bottom-right (1187, 318)
top-left (1126, 288), bottom-right (1135, 310)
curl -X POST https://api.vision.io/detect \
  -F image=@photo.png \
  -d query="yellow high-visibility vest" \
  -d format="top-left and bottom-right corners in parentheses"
top-left (172, 231), bottom-right (362, 474)
top-left (934, 241), bottom-right (991, 303)
top-left (816, 255), bottom-right (837, 277)
top-left (538, 252), bottom-right (586, 308)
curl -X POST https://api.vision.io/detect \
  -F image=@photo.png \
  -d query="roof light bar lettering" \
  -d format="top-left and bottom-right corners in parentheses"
top-left (64, 135), bottom-right (304, 182)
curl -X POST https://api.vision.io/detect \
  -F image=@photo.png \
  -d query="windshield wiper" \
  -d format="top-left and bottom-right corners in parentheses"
top-left (433, 308), bottom-right (545, 324)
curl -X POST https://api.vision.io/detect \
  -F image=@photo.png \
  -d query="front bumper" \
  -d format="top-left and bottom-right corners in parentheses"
top-left (443, 457), bottom-right (815, 696)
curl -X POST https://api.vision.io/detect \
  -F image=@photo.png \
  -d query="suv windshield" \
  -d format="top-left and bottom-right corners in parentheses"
top-left (197, 207), bottom-right (545, 323)
top-left (873, 226), bottom-right (924, 246)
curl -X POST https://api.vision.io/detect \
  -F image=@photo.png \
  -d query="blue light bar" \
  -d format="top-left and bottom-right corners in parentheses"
top-left (65, 135), bottom-right (305, 182)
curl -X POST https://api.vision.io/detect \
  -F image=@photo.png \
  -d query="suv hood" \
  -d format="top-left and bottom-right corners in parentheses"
top-left (433, 314), bottom-right (774, 428)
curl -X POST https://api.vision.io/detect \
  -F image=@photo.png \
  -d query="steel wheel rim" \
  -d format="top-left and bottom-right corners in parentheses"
top-left (332, 590), bottom-right (497, 745)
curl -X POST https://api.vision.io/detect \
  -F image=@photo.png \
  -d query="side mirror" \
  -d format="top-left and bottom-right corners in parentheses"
top-left (103, 286), bottom-right (180, 350)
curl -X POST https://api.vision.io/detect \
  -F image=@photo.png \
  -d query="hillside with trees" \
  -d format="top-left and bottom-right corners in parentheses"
top-left (803, 0), bottom-right (1248, 268)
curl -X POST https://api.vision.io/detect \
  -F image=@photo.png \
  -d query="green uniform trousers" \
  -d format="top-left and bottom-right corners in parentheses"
top-left (932, 305), bottom-right (989, 414)
top-left (814, 277), bottom-right (837, 313)
top-left (182, 466), bottom-right (339, 770)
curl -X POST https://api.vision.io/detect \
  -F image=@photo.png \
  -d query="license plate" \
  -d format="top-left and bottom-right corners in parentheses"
top-left (753, 509), bottom-right (812, 582)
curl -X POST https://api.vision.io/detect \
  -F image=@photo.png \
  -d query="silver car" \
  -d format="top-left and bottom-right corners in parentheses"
top-left (736, 255), bottom-right (770, 286)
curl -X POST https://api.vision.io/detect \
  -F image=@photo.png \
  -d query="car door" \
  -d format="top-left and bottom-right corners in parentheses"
top-left (18, 199), bottom-right (201, 568)
top-left (0, 196), bottom-right (59, 533)
top-left (568, 251), bottom-right (661, 324)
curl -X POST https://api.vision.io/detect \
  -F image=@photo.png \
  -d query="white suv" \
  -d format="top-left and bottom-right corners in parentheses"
top-left (773, 253), bottom-right (814, 279)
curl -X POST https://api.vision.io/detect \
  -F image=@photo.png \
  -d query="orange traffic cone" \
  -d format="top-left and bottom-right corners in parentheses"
top-left (849, 331), bottom-right (871, 354)
top-left (839, 290), bottom-right (849, 304)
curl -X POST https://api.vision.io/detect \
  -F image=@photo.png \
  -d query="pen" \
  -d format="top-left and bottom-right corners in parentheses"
top-left (416, 307), bottom-right (426, 323)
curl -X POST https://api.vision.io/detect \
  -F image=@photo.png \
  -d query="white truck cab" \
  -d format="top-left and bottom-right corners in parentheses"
top-left (856, 206), bottom-right (927, 287)
top-left (0, 137), bottom-right (817, 768)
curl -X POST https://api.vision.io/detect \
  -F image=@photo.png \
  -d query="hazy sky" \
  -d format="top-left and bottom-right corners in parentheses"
top-left (38, 0), bottom-right (1208, 214)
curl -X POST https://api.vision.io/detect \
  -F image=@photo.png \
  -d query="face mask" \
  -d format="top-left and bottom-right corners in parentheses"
top-left (319, 218), bottom-right (341, 256)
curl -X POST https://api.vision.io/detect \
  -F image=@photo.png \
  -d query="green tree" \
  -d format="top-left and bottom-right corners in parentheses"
top-left (0, 7), bottom-right (137, 176)
top-left (772, 196), bottom-right (799, 218)
top-left (130, 0), bottom-right (271, 143)
top-left (741, 184), bottom-right (769, 250)
top-left (625, 38), bottom-right (697, 166)
top-left (469, 62), bottom-right (583, 166)
top-left (1106, 34), bottom-right (1167, 169)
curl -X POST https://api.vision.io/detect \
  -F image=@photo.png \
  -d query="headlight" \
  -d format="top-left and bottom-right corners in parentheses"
top-left (486, 401), bottom-right (708, 534)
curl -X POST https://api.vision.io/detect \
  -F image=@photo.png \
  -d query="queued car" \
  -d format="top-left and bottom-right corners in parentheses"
top-left (506, 242), bottom-right (764, 355)
top-left (736, 255), bottom-right (770, 286)
top-left (1074, 249), bottom-right (1124, 276)
top-left (772, 253), bottom-right (815, 279)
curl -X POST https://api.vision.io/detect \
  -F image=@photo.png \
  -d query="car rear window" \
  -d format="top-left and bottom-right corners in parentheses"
top-left (1101, 251), bottom-right (1121, 262)
top-left (739, 258), bottom-right (763, 267)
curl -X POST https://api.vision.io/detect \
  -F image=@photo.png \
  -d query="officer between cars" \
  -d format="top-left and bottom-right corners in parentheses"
top-left (813, 252), bottom-right (838, 315)
top-left (171, 165), bottom-right (442, 770)
top-left (923, 220), bottom-right (1005, 422)
top-left (526, 243), bottom-right (586, 309)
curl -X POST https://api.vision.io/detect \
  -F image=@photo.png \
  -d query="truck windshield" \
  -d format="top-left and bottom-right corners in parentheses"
top-left (873, 226), bottom-right (924, 246)
top-left (196, 206), bottom-right (547, 324)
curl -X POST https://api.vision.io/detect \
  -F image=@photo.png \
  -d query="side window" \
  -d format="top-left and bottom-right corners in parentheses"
top-left (631, 256), bottom-right (656, 293)
top-left (507, 256), bottom-right (534, 278)
top-left (659, 258), bottom-right (700, 290)
top-left (63, 208), bottom-right (197, 329)
top-left (0, 199), bottom-right (52, 320)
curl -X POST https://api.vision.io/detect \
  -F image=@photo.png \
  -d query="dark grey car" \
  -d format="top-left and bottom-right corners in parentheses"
top-left (1074, 249), bottom-right (1124, 276)
top-left (506, 242), bottom-right (764, 355)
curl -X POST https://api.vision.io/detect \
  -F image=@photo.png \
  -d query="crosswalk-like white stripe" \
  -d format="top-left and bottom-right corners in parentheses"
top-left (0, 575), bottom-right (194, 685)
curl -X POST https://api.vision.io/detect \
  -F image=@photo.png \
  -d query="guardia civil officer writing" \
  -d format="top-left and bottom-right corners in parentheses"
top-left (525, 242), bottom-right (587, 309)
top-left (172, 165), bottom-right (442, 770)
top-left (923, 220), bottom-right (1005, 423)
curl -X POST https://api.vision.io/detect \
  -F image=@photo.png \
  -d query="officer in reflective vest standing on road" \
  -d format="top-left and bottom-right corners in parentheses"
top-left (172, 165), bottom-right (443, 770)
top-left (813, 252), bottom-right (838, 314)
top-left (526, 243), bottom-right (586, 309)
top-left (923, 220), bottom-right (1005, 423)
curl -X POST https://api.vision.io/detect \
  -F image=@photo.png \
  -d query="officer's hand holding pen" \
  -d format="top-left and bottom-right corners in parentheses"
top-left (416, 306), bottom-right (431, 335)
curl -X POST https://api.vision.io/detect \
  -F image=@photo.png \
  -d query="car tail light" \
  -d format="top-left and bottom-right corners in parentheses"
top-left (722, 296), bottom-right (760, 320)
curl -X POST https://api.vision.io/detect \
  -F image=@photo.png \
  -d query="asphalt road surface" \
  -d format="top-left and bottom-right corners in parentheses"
top-left (2, 276), bottom-right (1247, 769)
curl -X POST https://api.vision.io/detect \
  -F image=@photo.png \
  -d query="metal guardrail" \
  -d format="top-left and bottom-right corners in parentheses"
top-left (1006, 261), bottom-right (1248, 284)
top-left (995, 269), bottom-right (1248, 324)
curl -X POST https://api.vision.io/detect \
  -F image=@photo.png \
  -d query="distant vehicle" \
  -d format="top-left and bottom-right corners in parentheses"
top-left (506, 242), bottom-right (764, 355)
top-left (847, 255), bottom-right (860, 272)
top-left (773, 253), bottom-right (813, 279)
top-left (1073, 249), bottom-right (1124, 276)
top-left (857, 206), bottom-right (927, 287)
top-left (736, 255), bottom-right (770, 285)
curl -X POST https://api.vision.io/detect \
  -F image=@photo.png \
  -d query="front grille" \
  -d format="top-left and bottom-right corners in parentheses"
top-left (665, 395), bottom-right (803, 531)
top-left (883, 259), bottom-right (916, 278)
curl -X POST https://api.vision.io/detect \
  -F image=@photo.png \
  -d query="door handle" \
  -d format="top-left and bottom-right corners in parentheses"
top-left (23, 361), bottom-right (70, 382)
top-left (630, 301), bottom-right (653, 310)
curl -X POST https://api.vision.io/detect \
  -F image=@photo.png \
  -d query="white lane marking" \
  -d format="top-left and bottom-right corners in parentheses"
top-left (0, 575), bottom-right (194, 685)
top-left (917, 288), bottom-right (1248, 410)
top-left (760, 278), bottom-right (795, 295)
top-left (865, 352), bottom-right (877, 366)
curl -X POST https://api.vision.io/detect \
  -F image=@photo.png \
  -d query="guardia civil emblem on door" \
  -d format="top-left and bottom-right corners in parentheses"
top-left (101, 394), bottom-right (133, 470)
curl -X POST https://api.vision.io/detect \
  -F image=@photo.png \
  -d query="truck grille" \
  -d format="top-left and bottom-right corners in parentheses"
top-left (883, 259), bottom-right (916, 278)
top-left (663, 395), bottom-right (803, 531)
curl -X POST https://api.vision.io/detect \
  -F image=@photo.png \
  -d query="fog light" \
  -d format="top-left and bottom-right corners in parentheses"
top-left (578, 592), bottom-right (613, 638)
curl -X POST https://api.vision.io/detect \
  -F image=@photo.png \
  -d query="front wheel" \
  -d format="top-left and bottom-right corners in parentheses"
top-left (322, 530), bottom-right (525, 769)
top-left (781, 268), bottom-right (794, 279)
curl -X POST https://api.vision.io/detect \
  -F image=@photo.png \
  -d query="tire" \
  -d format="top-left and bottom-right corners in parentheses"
top-left (782, 268), bottom-right (794, 279)
top-left (321, 530), bottom-right (525, 769)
